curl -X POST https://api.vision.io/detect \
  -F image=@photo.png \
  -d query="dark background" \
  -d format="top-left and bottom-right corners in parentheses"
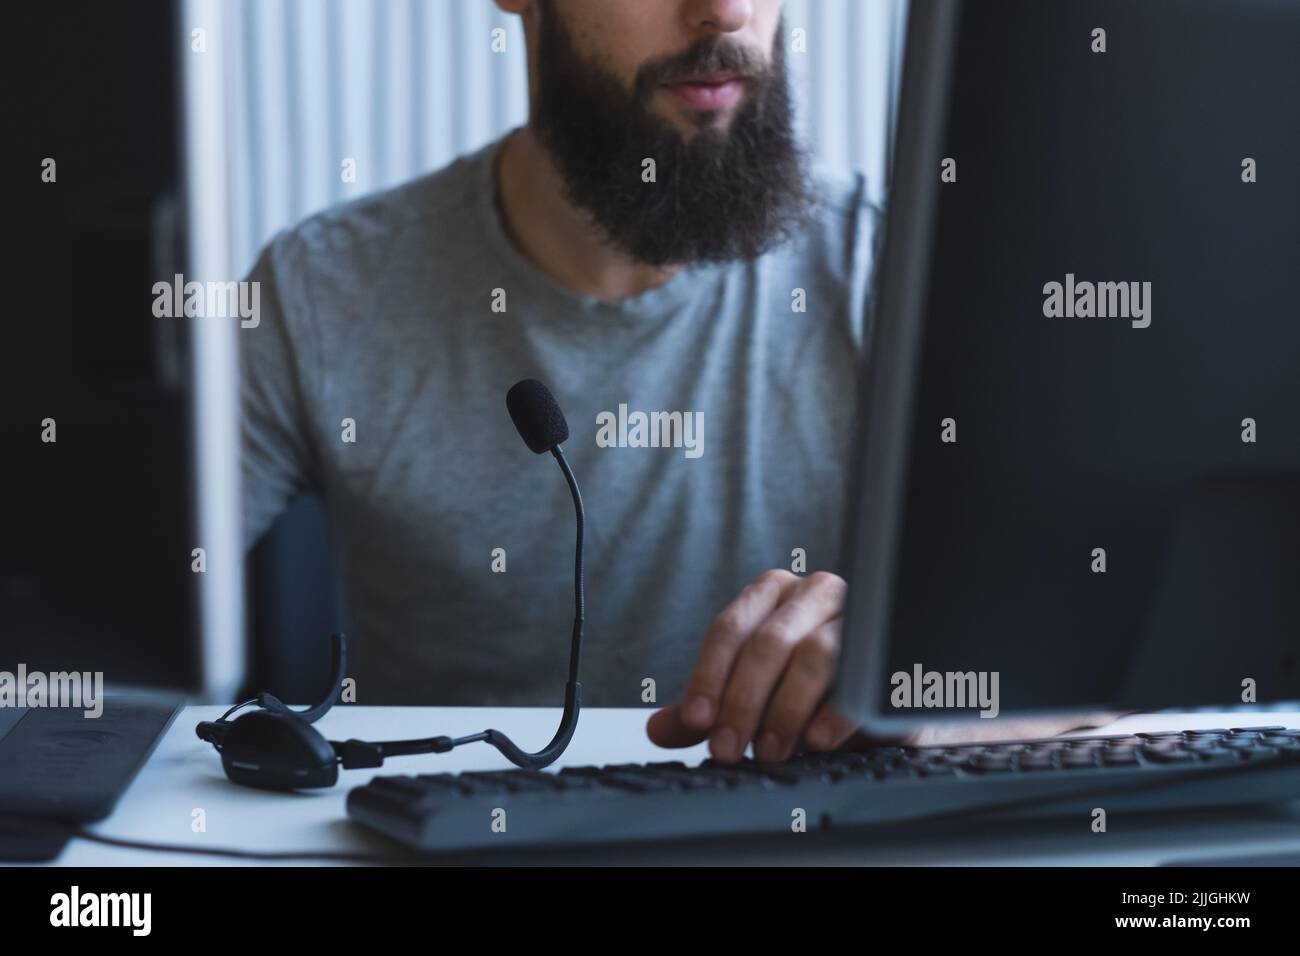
top-left (0, 2), bottom-right (193, 686)
top-left (0, 2), bottom-right (338, 698)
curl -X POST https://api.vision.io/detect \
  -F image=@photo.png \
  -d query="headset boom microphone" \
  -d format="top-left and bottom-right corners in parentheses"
top-left (481, 379), bottom-right (587, 767)
top-left (195, 379), bottom-right (587, 788)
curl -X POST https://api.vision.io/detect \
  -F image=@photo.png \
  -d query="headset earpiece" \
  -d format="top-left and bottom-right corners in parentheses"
top-left (218, 711), bottom-right (339, 790)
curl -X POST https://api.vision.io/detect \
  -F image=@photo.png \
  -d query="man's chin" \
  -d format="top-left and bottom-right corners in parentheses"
top-left (651, 94), bottom-right (741, 134)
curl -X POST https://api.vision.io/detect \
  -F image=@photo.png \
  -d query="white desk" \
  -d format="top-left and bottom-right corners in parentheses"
top-left (46, 706), bottom-right (1300, 866)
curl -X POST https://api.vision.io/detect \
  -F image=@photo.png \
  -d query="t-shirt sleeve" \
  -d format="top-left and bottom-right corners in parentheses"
top-left (239, 232), bottom-right (321, 549)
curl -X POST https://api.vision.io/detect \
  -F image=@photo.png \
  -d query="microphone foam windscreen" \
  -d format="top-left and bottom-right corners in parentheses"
top-left (506, 379), bottom-right (570, 454)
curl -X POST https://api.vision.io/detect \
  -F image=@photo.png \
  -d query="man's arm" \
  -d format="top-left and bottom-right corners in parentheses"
top-left (239, 234), bottom-right (321, 550)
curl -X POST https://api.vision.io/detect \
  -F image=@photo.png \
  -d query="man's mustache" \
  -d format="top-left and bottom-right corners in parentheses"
top-left (634, 39), bottom-right (770, 101)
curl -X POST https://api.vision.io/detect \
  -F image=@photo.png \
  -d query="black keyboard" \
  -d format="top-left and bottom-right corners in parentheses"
top-left (0, 696), bottom-right (181, 861)
top-left (347, 726), bottom-right (1300, 852)
top-left (0, 696), bottom-right (180, 820)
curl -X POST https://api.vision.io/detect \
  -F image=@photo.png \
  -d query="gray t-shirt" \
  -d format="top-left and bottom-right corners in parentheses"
top-left (240, 135), bottom-right (880, 706)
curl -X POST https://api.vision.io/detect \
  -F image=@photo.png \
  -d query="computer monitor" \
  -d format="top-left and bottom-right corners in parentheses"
top-left (1, 1), bottom-right (202, 697)
top-left (836, 0), bottom-right (1300, 730)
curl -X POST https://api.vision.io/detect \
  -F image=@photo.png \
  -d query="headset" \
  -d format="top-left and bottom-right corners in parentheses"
top-left (197, 379), bottom-right (586, 790)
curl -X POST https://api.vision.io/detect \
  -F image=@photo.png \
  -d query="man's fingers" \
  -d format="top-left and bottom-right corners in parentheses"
top-left (677, 569), bottom-right (800, 731)
top-left (754, 619), bottom-right (840, 762)
top-left (644, 702), bottom-right (710, 748)
top-left (802, 700), bottom-right (858, 751)
top-left (711, 572), bottom-right (846, 762)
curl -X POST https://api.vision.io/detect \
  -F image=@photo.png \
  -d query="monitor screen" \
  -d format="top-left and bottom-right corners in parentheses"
top-left (840, 0), bottom-right (1300, 726)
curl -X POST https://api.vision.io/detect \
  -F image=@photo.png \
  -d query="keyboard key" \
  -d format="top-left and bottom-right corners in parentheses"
top-left (651, 771), bottom-right (730, 791)
top-left (917, 764), bottom-right (957, 777)
top-left (1060, 753), bottom-right (1098, 769)
top-left (1140, 740), bottom-right (1180, 754)
top-left (1018, 754), bottom-right (1056, 771)
top-left (876, 765), bottom-right (921, 780)
top-left (966, 755), bottom-right (1014, 773)
top-left (1143, 748), bottom-right (1196, 763)
top-left (597, 772), bottom-right (680, 793)
top-left (1196, 750), bottom-right (1247, 765)
top-left (1101, 751), bottom-right (1140, 766)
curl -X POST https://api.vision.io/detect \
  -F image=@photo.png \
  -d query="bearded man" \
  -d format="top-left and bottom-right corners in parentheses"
top-left (241, 0), bottom-right (880, 764)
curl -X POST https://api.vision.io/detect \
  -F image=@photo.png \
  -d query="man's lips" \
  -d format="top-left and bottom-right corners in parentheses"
top-left (662, 74), bottom-right (746, 111)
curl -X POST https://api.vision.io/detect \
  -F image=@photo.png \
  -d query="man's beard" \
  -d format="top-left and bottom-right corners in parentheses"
top-left (531, 7), bottom-right (812, 268)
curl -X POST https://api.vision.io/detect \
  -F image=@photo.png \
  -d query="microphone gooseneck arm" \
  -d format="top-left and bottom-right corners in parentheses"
top-left (338, 443), bottom-right (587, 772)
top-left (555, 444), bottom-right (585, 683)
top-left (478, 443), bottom-right (585, 769)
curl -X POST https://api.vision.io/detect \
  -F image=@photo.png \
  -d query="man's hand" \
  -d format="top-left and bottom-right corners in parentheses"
top-left (646, 568), bottom-right (1130, 763)
top-left (646, 569), bottom-right (856, 763)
